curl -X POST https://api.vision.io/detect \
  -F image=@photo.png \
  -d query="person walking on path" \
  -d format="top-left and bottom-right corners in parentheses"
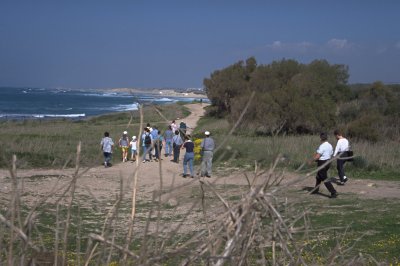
top-left (181, 135), bottom-right (195, 178)
top-left (118, 131), bottom-right (130, 162)
top-left (154, 130), bottom-right (164, 162)
top-left (130, 136), bottom-right (138, 162)
top-left (179, 121), bottom-right (187, 138)
top-left (164, 125), bottom-right (174, 157)
top-left (171, 130), bottom-right (183, 163)
top-left (171, 120), bottom-right (178, 134)
top-left (311, 132), bottom-right (338, 198)
top-left (333, 129), bottom-right (350, 185)
top-left (142, 128), bottom-right (153, 163)
top-left (200, 131), bottom-right (215, 178)
top-left (100, 131), bottom-right (114, 167)
top-left (150, 126), bottom-right (159, 157)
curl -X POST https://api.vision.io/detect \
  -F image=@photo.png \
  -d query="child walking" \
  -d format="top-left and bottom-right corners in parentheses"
top-left (130, 136), bottom-right (137, 162)
top-left (119, 131), bottom-right (130, 162)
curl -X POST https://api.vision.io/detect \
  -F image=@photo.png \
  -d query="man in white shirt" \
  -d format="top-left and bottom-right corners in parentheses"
top-left (333, 129), bottom-right (350, 185)
top-left (100, 131), bottom-right (114, 167)
top-left (311, 132), bottom-right (338, 198)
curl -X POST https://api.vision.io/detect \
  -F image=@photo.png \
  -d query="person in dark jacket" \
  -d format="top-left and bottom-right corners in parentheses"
top-left (181, 135), bottom-right (195, 178)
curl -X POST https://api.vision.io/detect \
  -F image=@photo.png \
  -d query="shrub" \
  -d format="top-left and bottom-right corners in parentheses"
top-left (347, 114), bottom-right (383, 142)
top-left (193, 138), bottom-right (202, 162)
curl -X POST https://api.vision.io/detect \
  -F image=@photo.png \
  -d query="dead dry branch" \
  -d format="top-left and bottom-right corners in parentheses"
top-left (0, 102), bottom-right (370, 265)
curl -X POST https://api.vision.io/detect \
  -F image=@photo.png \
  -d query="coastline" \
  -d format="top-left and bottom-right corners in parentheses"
top-left (106, 88), bottom-right (207, 99)
top-left (0, 87), bottom-right (208, 121)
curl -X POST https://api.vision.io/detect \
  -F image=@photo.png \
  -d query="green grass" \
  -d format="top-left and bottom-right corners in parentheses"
top-left (192, 115), bottom-right (400, 181)
top-left (2, 104), bottom-right (400, 264)
top-left (290, 196), bottom-right (400, 264)
top-left (0, 104), bottom-right (189, 169)
top-left (3, 172), bottom-right (400, 264)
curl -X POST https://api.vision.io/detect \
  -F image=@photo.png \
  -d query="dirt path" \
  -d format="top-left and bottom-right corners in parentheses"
top-left (1, 103), bottom-right (400, 239)
top-left (0, 103), bottom-right (214, 207)
top-left (1, 103), bottom-right (400, 205)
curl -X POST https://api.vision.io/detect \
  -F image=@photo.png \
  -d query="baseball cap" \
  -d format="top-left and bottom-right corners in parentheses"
top-left (205, 131), bottom-right (210, 135)
top-left (123, 131), bottom-right (128, 134)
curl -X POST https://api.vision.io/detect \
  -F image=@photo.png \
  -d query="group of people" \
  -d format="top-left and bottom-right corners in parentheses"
top-left (100, 130), bottom-right (138, 167)
top-left (178, 130), bottom-right (215, 178)
top-left (311, 129), bottom-right (351, 198)
top-left (101, 123), bottom-right (352, 197)
top-left (99, 120), bottom-right (215, 178)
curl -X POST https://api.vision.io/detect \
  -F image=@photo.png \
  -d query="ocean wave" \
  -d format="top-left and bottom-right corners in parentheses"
top-left (40, 114), bottom-right (85, 118)
top-left (82, 92), bottom-right (132, 98)
top-left (153, 97), bottom-right (175, 102)
top-left (111, 103), bottom-right (139, 111)
top-left (0, 113), bottom-right (86, 119)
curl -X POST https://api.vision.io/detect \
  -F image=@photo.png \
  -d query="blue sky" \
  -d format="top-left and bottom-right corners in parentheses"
top-left (1, 1), bottom-right (399, 89)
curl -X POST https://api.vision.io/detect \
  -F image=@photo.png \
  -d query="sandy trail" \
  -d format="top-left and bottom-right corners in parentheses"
top-left (0, 103), bottom-right (212, 206)
top-left (1, 103), bottom-right (400, 206)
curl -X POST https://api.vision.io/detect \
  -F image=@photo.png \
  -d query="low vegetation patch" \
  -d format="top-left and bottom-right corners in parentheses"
top-left (0, 104), bottom-right (189, 169)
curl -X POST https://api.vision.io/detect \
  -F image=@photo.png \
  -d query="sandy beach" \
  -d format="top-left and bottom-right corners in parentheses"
top-left (107, 87), bottom-right (207, 98)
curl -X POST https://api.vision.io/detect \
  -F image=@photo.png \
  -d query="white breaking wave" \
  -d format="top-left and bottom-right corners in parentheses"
top-left (111, 103), bottom-right (139, 111)
top-left (0, 113), bottom-right (85, 118)
top-left (153, 97), bottom-right (175, 102)
top-left (82, 92), bottom-right (131, 98)
top-left (34, 114), bottom-right (86, 118)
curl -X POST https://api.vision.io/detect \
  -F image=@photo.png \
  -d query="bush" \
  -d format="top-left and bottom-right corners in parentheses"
top-left (204, 58), bottom-right (349, 135)
top-left (347, 114), bottom-right (383, 142)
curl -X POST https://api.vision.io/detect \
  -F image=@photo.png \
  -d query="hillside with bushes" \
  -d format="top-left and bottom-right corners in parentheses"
top-left (203, 57), bottom-right (400, 141)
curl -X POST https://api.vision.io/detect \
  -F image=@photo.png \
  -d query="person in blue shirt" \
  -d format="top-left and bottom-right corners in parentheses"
top-left (141, 127), bottom-right (153, 163)
top-left (163, 125), bottom-right (174, 157)
top-left (154, 130), bottom-right (164, 162)
top-left (150, 126), bottom-right (159, 158)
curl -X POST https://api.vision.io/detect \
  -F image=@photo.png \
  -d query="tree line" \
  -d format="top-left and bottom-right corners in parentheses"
top-left (203, 57), bottom-right (400, 141)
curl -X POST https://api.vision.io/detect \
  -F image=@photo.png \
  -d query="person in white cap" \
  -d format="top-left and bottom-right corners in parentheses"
top-left (200, 131), bottom-right (215, 177)
top-left (119, 131), bottom-right (130, 162)
top-left (130, 135), bottom-right (138, 162)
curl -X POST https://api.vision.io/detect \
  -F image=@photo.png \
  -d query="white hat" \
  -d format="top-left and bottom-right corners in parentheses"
top-left (205, 131), bottom-right (210, 135)
top-left (132, 136), bottom-right (136, 140)
top-left (123, 131), bottom-right (128, 134)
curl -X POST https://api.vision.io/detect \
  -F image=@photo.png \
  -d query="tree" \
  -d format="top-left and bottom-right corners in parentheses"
top-left (204, 59), bottom-right (257, 116)
top-left (204, 57), bottom-right (351, 135)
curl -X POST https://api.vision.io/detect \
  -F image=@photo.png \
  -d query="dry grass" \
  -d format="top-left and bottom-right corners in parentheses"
top-left (0, 101), bottom-right (373, 265)
top-left (191, 117), bottom-right (400, 180)
top-left (0, 104), bottom-right (189, 169)
top-left (1, 152), bottom-right (373, 265)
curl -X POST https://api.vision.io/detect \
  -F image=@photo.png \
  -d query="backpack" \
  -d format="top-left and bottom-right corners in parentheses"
top-left (180, 122), bottom-right (186, 129)
top-left (144, 134), bottom-right (152, 145)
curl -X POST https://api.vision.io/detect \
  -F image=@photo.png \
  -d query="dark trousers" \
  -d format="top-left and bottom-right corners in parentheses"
top-left (315, 160), bottom-right (336, 194)
top-left (173, 144), bottom-right (180, 162)
top-left (103, 152), bottom-right (112, 165)
top-left (154, 143), bottom-right (162, 159)
top-left (337, 152), bottom-right (347, 182)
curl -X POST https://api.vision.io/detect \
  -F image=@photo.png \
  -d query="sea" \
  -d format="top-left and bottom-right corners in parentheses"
top-left (0, 87), bottom-right (208, 119)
